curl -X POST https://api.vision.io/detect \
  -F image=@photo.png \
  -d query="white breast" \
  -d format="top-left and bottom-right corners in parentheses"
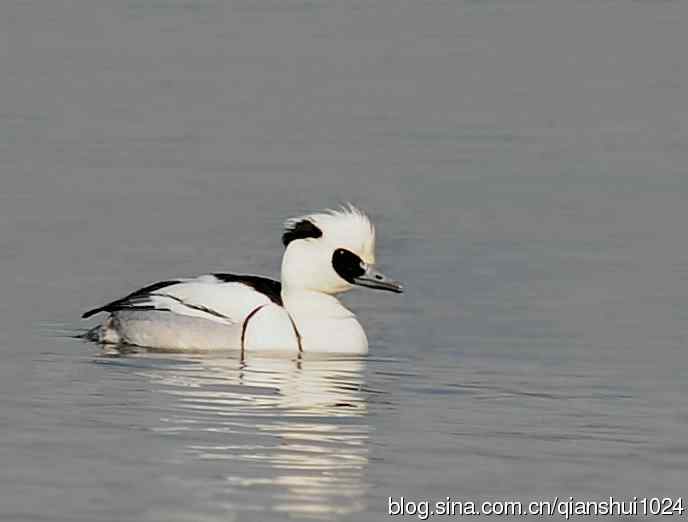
top-left (242, 303), bottom-right (300, 353)
top-left (296, 316), bottom-right (368, 354)
top-left (281, 289), bottom-right (369, 354)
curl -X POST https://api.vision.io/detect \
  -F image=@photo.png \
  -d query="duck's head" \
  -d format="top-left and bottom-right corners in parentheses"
top-left (280, 205), bottom-right (403, 295)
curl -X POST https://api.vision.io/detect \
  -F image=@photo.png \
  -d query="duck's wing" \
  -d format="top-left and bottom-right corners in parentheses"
top-left (82, 274), bottom-right (282, 325)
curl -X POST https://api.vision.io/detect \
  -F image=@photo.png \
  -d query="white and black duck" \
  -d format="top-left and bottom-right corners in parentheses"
top-left (82, 206), bottom-right (402, 354)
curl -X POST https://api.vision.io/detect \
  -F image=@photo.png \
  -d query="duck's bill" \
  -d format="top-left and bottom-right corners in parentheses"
top-left (354, 267), bottom-right (404, 294)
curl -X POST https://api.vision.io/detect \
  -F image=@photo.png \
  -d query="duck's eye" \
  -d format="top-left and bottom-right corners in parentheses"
top-left (332, 248), bottom-right (366, 283)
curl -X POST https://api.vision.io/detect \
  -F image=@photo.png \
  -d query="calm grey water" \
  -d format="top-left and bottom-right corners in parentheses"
top-left (2, 1), bottom-right (688, 520)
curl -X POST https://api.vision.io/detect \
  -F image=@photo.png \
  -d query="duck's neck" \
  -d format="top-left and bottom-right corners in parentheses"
top-left (281, 288), bottom-right (368, 354)
top-left (282, 288), bottom-right (352, 319)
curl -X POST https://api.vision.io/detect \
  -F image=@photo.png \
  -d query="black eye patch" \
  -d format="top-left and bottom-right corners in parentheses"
top-left (282, 219), bottom-right (323, 246)
top-left (332, 248), bottom-right (365, 283)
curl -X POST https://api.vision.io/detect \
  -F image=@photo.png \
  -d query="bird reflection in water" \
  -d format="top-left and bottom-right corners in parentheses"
top-left (103, 347), bottom-right (371, 520)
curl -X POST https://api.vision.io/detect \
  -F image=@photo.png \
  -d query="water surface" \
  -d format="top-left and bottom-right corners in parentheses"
top-left (1, 0), bottom-right (688, 520)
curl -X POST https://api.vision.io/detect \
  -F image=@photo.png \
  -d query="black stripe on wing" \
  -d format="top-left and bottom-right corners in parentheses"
top-left (155, 293), bottom-right (230, 320)
top-left (213, 273), bottom-right (282, 305)
top-left (81, 280), bottom-right (181, 319)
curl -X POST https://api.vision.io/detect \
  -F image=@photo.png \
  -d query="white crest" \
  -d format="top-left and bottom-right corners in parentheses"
top-left (284, 204), bottom-right (376, 263)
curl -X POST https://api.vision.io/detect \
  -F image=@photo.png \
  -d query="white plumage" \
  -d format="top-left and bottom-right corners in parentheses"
top-left (83, 206), bottom-right (402, 354)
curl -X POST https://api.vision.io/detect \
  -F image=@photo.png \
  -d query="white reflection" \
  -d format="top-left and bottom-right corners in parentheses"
top-left (128, 350), bottom-right (369, 519)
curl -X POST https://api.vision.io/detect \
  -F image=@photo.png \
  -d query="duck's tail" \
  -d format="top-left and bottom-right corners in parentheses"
top-left (77, 324), bottom-right (103, 341)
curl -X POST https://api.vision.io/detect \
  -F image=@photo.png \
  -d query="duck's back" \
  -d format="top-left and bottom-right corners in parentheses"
top-left (83, 273), bottom-right (287, 350)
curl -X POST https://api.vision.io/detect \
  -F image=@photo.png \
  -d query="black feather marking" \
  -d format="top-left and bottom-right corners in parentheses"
top-left (81, 280), bottom-right (181, 318)
top-left (241, 304), bottom-right (266, 357)
top-left (287, 313), bottom-right (303, 353)
top-left (331, 249), bottom-right (365, 284)
top-left (282, 219), bottom-right (322, 247)
top-left (213, 274), bottom-right (283, 305)
top-left (157, 293), bottom-right (230, 320)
